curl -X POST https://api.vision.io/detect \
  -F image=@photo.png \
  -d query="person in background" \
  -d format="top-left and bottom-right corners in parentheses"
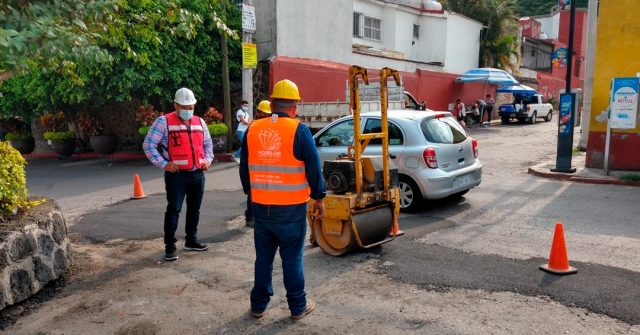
top-left (476, 98), bottom-right (487, 126)
top-left (239, 79), bottom-right (326, 320)
top-left (143, 87), bottom-right (214, 261)
top-left (455, 99), bottom-right (465, 121)
top-left (234, 100), bottom-right (251, 163)
top-left (472, 103), bottom-right (481, 126)
top-left (244, 100), bottom-right (272, 228)
top-left (485, 94), bottom-right (495, 125)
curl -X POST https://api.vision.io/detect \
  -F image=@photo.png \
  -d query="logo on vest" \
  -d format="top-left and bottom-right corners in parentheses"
top-left (258, 129), bottom-right (282, 158)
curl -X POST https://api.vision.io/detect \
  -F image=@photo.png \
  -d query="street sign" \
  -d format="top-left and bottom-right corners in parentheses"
top-left (559, 0), bottom-right (571, 11)
top-left (552, 48), bottom-right (568, 68)
top-left (610, 77), bottom-right (639, 129)
top-left (242, 4), bottom-right (256, 33)
top-left (242, 43), bottom-right (257, 69)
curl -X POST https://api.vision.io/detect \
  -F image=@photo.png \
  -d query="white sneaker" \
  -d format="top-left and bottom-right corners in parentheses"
top-left (233, 156), bottom-right (240, 163)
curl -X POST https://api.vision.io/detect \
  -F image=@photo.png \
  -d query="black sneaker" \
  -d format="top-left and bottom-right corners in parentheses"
top-left (184, 240), bottom-right (209, 251)
top-left (165, 245), bottom-right (178, 261)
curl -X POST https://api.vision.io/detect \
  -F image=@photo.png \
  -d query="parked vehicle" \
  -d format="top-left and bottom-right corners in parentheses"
top-left (499, 92), bottom-right (554, 124)
top-left (313, 110), bottom-right (482, 212)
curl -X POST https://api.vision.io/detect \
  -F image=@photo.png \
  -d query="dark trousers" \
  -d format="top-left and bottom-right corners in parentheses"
top-left (245, 193), bottom-right (253, 220)
top-left (164, 170), bottom-right (205, 246)
top-left (484, 106), bottom-right (493, 123)
top-left (251, 214), bottom-right (307, 315)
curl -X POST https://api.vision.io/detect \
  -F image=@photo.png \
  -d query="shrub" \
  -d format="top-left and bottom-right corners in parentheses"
top-left (0, 142), bottom-right (44, 215)
top-left (203, 107), bottom-right (223, 124)
top-left (40, 112), bottom-right (67, 132)
top-left (136, 104), bottom-right (163, 127)
top-left (5, 133), bottom-right (33, 141)
top-left (76, 112), bottom-right (103, 137)
top-left (138, 126), bottom-right (151, 136)
top-left (44, 131), bottom-right (76, 142)
top-left (208, 123), bottom-right (228, 136)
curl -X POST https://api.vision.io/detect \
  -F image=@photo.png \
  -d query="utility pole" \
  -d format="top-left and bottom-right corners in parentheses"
top-left (580, 0), bottom-right (599, 151)
top-left (220, 0), bottom-right (233, 152)
top-left (552, 1), bottom-right (578, 173)
top-left (242, 0), bottom-right (254, 117)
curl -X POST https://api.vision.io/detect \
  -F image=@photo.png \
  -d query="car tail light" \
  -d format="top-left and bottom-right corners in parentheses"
top-left (472, 139), bottom-right (478, 158)
top-left (435, 113), bottom-right (446, 119)
top-left (526, 105), bottom-right (531, 111)
top-left (423, 148), bottom-right (438, 168)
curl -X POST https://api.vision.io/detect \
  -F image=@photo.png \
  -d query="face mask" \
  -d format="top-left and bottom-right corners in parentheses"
top-left (179, 109), bottom-right (193, 120)
top-left (242, 106), bottom-right (248, 112)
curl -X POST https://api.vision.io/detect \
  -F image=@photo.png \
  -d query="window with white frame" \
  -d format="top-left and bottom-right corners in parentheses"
top-left (413, 24), bottom-right (420, 39)
top-left (353, 12), bottom-right (363, 38)
top-left (364, 16), bottom-right (382, 41)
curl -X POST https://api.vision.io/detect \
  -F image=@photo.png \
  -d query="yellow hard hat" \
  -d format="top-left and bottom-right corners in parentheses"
top-left (257, 100), bottom-right (271, 114)
top-left (271, 79), bottom-right (301, 101)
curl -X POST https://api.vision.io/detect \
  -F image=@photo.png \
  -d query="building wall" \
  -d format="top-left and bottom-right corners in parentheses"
top-left (254, 0), bottom-right (278, 61)
top-left (270, 0), bottom-right (353, 64)
top-left (353, 0), bottom-right (386, 50)
top-left (269, 56), bottom-right (493, 112)
top-left (586, 0), bottom-right (640, 170)
top-left (534, 12), bottom-right (561, 40)
top-left (420, 15), bottom-right (447, 64)
top-left (444, 13), bottom-right (482, 74)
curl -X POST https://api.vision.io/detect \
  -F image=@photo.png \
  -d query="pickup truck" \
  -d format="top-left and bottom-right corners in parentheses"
top-left (498, 93), bottom-right (554, 124)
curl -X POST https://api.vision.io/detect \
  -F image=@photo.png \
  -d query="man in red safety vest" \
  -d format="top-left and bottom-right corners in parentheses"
top-left (143, 87), bottom-right (214, 261)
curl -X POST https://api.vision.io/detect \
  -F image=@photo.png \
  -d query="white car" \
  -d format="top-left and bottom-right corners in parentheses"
top-left (313, 110), bottom-right (482, 212)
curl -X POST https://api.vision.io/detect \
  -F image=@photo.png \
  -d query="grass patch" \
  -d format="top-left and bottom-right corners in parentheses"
top-left (572, 147), bottom-right (579, 154)
top-left (620, 174), bottom-right (640, 182)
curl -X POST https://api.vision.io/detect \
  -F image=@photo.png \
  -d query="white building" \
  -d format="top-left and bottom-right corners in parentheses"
top-left (254, 0), bottom-right (483, 75)
top-left (530, 10), bottom-right (561, 41)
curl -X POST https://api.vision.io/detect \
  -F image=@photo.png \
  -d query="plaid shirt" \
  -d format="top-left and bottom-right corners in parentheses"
top-left (143, 115), bottom-right (214, 169)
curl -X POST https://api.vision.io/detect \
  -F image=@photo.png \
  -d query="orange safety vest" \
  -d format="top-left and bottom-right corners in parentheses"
top-left (247, 114), bottom-right (310, 205)
top-left (165, 112), bottom-right (206, 170)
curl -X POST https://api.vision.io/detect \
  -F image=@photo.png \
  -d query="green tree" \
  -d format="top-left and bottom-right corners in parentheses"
top-left (443, 0), bottom-right (521, 71)
top-left (512, 0), bottom-right (588, 16)
top-left (0, 0), bottom-right (236, 82)
top-left (0, 0), bottom-right (242, 119)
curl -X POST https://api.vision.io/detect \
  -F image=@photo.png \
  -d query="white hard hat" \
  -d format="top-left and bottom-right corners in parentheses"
top-left (174, 88), bottom-right (197, 105)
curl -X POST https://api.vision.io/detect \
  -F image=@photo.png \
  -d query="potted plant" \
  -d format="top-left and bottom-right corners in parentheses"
top-left (203, 107), bottom-right (228, 153)
top-left (0, 118), bottom-right (35, 155)
top-left (41, 112), bottom-right (76, 156)
top-left (77, 112), bottom-right (118, 155)
top-left (136, 104), bottom-right (164, 138)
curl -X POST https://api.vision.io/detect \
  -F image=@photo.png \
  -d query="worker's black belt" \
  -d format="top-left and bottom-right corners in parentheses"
top-left (177, 169), bottom-right (203, 174)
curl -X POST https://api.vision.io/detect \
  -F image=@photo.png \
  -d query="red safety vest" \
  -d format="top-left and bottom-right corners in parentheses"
top-left (165, 112), bottom-right (206, 170)
top-left (247, 115), bottom-right (310, 205)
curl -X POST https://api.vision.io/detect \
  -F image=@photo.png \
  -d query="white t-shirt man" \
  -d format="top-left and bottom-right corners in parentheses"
top-left (236, 107), bottom-right (252, 133)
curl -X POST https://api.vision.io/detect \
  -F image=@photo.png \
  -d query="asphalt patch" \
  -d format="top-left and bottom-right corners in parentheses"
top-left (73, 190), bottom-right (247, 243)
top-left (378, 236), bottom-right (640, 325)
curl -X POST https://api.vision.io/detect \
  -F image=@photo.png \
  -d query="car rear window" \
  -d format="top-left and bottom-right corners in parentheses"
top-left (420, 116), bottom-right (467, 144)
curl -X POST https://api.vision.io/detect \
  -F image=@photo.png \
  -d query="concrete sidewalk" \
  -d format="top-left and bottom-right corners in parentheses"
top-left (528, 152), bottom-right (640, 186)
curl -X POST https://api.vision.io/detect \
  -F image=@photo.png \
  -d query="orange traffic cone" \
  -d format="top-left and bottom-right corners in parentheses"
top-left (130, 174), bottom-right (148, 200)
top-left (389, 218), bottom-right (404, 237)
top-left (540, 222), bottom-right (577, 275)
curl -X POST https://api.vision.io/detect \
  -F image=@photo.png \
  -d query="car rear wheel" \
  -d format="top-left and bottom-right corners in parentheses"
top-left (398, 176), bottom-right (423, 213)
top-left (529, 111), bottom-right (537, 124)
top-left (545, 110), bottom-right (553, 122)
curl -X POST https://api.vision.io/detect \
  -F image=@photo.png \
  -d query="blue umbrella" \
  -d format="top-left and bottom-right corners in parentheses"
top-left (454, 68), bottom-right (519, 86)
top-left (497, 84), bottom-right (537, 95)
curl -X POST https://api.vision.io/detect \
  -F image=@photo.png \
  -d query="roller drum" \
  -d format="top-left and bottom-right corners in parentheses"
top-left (351, 206), bottom-right (393, 246)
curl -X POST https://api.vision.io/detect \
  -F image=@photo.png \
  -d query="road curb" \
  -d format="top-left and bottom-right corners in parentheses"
top-left (528, 166), bottom-right (640, 187)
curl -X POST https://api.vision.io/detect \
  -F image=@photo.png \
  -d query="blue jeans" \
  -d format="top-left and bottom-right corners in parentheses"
top-left (163, 170), bottom-right (205, 246)
top-left (235, 130), bottom-right (245, 158)
top-left (251, 214), bottom-right (307, 315)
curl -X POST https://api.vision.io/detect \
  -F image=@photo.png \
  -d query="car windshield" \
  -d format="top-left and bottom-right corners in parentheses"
top-left (420, 116), bottom-right (467, 144)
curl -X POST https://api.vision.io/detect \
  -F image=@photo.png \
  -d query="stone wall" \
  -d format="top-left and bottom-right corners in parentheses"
top-left (0, 199), bottom-right (71, 310)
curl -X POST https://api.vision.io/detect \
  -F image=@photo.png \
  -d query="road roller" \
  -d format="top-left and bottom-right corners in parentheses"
top-left (307, 65), bottom-right (401, 256)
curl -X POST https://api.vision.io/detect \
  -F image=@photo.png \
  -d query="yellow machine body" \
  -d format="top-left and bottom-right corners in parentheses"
top-left (308, 65), bottom-right (402, 256)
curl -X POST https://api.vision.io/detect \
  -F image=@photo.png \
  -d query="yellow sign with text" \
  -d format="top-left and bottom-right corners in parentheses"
top-left (242, 43), bottom-right (257, 69)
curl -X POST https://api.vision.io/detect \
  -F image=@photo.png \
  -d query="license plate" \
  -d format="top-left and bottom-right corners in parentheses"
top-left (458, 175), bottom-right (471, 186)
